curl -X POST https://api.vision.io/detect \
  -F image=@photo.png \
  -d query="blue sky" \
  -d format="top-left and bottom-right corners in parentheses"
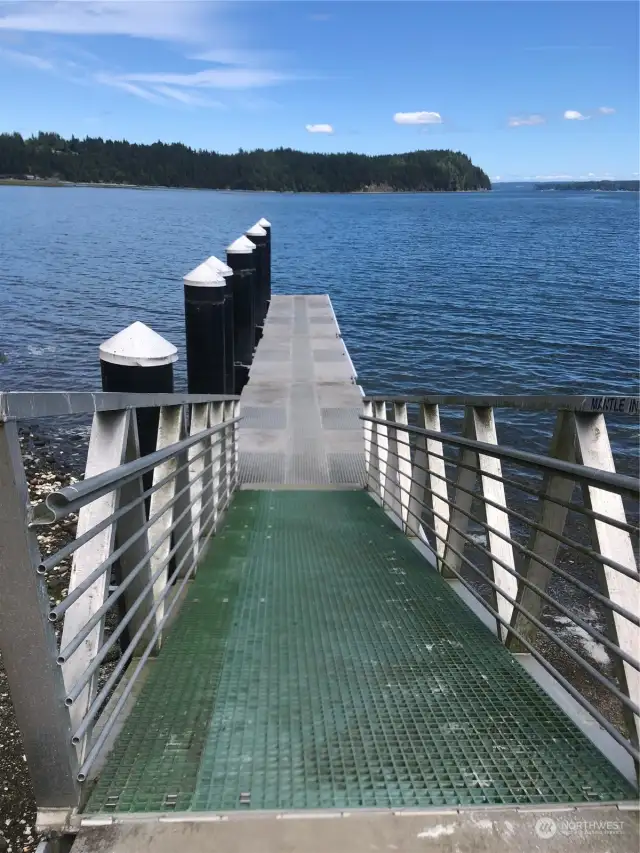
top-left (0, 1), bottom-right (638, 181)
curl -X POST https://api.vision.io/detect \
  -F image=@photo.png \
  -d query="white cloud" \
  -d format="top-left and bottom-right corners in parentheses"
top-left (598, 106), bottom-right (616, 115)
top-left (0, 46), bottom-right (54, 70)
top-left (491, 176), bottom-right (502, 182)
top-left (508, 114), bottom-right (545, 127)
top-left (564, 110), bottom-right (589, 120)
top-left (0, 1), bottom-right (210, 42)
top-left (305, 123), bottom-right (333, 134)
top-left (393, 111), bottom-right (442, 125)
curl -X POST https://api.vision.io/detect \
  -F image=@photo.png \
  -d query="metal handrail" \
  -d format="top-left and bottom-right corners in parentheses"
top-left (362, 393), bottom-right (640, 414)
top-left (373, 427), bottom-right (640, 584)
top-left (366, 439), bottom-right (640, 669)
top-left (49, 446), bottom-right (227, 624)
top-left (75, 486), bottom-right (226, 783)
top-left (0, 390), bottom-right (240, 421)
top-left (30, 415), bottom-right (241, 525)
top-left (71, 483), bottom-right (224, 749)
top-left (38, 440), bottom-right (214, 574)
top-left (365, 450), bottom-right (640, 761)
top-left (361, 414), bottom-right (640, 497)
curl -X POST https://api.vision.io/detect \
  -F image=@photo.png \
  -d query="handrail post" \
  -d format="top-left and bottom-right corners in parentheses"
top-left (574, 412), bottom-right (640, 751)
top-left (507, 410), bottom-right (576, 650)
top-left (60, 409), bottom-right (131, 762)
top-left (209, 402), bottom-right (224, 532)
top-left (384, 405), bottom-right (403, 522)
top-left (392, 402), bottom-right (412, 532)
top-left (373, 401), bottom-right (388, 500)
top-left (442, 406), bottom-right (517, 639)
top-left (0, 419), bottom-right (79, 807)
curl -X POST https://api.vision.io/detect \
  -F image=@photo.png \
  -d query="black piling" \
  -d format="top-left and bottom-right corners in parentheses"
top-left (99, 320), bottom-right (176, 491)
top-left (246, 223), bottom-right (268, 344)
top-left (257, 217), bottom-right (272, 322)
top-left (226, 236), bottom-right (256, 394)
top-left (183, 260), bottom-right (227, 394)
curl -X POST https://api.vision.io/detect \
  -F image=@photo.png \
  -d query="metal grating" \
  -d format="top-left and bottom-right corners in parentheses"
top-left (240, 407), bottom-right (288, 430)
top-left (287, 453), bottom-right (330, 485)
top-left (238, 453), bottom-right (286, 484)
top-left (327, 452), bottom-right (367, 484)
top-left (85, 492), bottom-right (634, 814)
top-left (322, 407), bottom-right (362, 430)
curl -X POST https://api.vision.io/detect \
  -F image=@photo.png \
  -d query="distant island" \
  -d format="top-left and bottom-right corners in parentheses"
top-left (536, 180), bottom-right (639, 192)
top-left (0, 131), bottom-right (491, 193)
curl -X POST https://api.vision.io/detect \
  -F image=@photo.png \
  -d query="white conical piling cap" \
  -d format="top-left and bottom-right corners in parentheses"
top-left (246, 223), bottom-right (267, 237)
top-left (99, 321), bottom-right (178, 368)
top-left (205, 255), bottom-right (233, 277)
top-left (258, 217), bottom-right (271, 228)
top-left (227, 235), bottom-right (256, 254)
top-left (184, 260), bottom-right (226, 287)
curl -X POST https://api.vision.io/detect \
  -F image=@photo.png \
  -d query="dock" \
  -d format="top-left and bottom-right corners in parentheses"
top-left (239, 294), bottom-right (365, 487)
top-left (0, 220), bottom-right (638, 853)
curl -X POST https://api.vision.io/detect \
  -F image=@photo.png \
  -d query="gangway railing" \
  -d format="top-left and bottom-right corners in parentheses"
top-left (361, 394), bottom-right (640, 769)
top-left (0, 391), bottom-right (240, 823)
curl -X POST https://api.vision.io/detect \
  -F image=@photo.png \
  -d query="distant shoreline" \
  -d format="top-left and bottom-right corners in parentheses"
top-left (0, 179), bottom-right (490, 194)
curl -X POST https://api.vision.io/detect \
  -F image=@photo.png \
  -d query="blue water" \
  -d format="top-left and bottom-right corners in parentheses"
top-left (0, 184), bottom-right (638, 459)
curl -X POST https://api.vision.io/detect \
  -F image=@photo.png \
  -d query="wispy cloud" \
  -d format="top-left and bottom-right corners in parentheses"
top-left (564, 110), bottom-right (589, 121)
top-left (0, 1), bottom-right (212, 42)
top-left (598, 106), bottom-right (616, 115)
top-left (0, 45), bottom-right (54, 70)
top-left (190, 48), bottom-right (284, 68)
top-left (305, 123), bottom-right (333, 134)
top-left (534, 174), bottom-right (575, 180)
top-left (152, 85), bottom-right (224, 108)
top-left (393, 111), bottom-right (442, 125)
top-left (118, 67), bottom-right (290, 90)
top-left (508, 114), bottom-right (545, 127)
top-left (95, 73), bottom-right (165, 103)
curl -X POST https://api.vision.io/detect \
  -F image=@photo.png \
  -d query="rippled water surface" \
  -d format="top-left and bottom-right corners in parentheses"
top-left (1, 184), bottom-right (638, 458)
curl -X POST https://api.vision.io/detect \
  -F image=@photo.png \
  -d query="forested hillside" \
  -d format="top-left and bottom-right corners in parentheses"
top-left (0, 132), bottom-right (491, 192)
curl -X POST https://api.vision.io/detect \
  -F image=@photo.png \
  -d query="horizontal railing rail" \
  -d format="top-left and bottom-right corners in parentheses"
top-left (362, 393), bottom-right (640, 414)
top-left (0, 390), bottom-right (237, 421)
top-left (0, 392), bottom-right (241, 812)
top-left (361, 398), bottom-right (640, 768)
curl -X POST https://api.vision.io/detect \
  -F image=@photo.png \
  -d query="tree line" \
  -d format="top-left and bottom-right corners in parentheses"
top-left (0, 131), bottom-right (491, 193)
top-left (536, 180), bottom-right (639, 192)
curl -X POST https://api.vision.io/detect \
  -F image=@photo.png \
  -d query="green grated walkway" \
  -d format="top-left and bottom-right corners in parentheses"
top-left (86, 491), bottom-right (634, 813)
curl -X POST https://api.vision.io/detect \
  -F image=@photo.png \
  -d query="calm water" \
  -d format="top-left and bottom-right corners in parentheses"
top-left (0, 184), bottom-right (638, 459)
